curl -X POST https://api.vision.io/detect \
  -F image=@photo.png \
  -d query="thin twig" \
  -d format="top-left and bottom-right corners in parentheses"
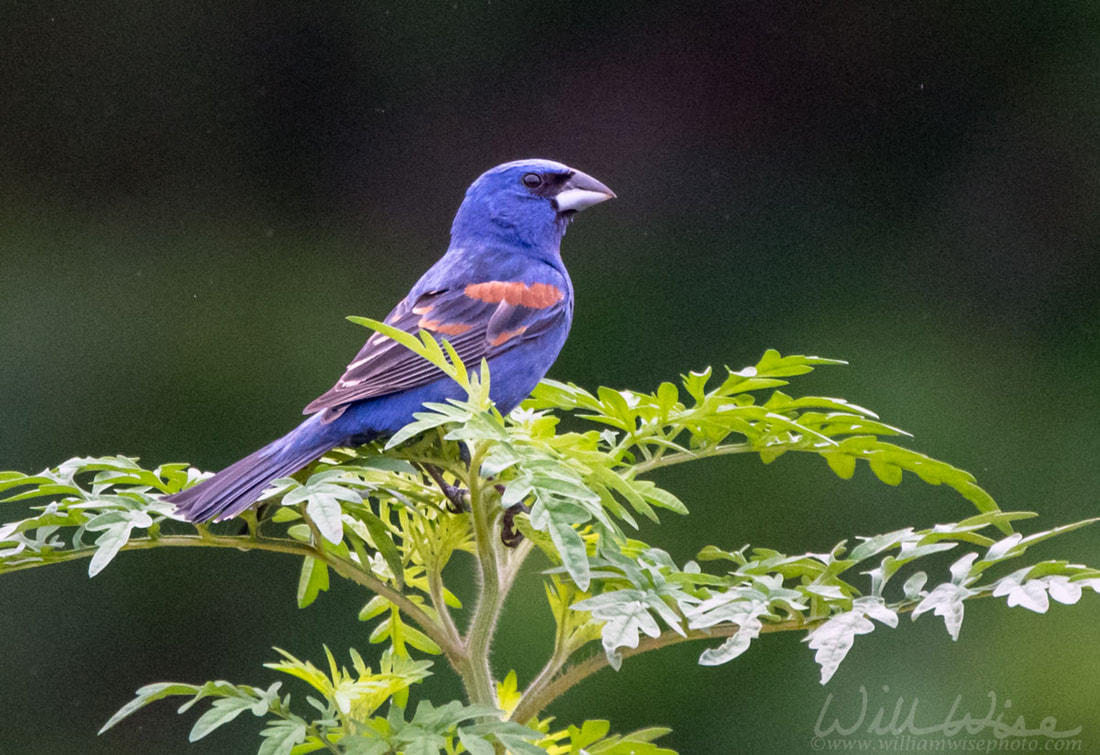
top-left (428, 558), bottom-right (464, 654)
top-left (512, 621), bottom-right (807, 723)
top-left (1, 532), bottom-right (465, 663)
top-left (412, 462), bottom-right (468, 651)
top-left (633, 443), bottom-right (757, 474)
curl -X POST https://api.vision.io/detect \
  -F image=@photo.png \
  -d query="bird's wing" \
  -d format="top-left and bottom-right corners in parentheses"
top-left (303, 279), bottom-right (569, 417)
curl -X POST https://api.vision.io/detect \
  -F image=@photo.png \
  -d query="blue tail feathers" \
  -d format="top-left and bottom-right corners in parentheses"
top-left (166, 418), bottom-right (338, 523)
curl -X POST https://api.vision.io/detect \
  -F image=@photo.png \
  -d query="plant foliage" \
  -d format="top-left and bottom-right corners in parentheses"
top-left (2, 324), bottom-right (1097, 753)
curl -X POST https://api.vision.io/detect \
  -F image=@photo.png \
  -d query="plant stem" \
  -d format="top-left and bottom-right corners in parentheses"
top-left (512, 621), bottom-right (806, 723)
top-left (428, 556), bottom-right (463, 654)
top-left (309, 724), bottom-right (344, 755)
top-left (513, 630), bottom-right (571, 725)
top-left (513, 598), bottom-right (946, 723)
top-left (0, 533), bottom-right (465, 664)
top-left (499, 537), bottom-right (534, 591)
top-left (460, 442), bottom-right (502, 707)
top-left (411, 462), bottom-right (466, 652)
top-left (633, 443), bottom-right (757, 474)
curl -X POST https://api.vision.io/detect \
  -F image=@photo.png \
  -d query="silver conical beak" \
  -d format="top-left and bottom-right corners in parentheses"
top-left (553, 169), bottom-right (616, 212)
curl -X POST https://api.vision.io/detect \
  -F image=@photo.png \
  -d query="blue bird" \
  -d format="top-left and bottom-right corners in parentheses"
top-left (167, 159), bottom-right (615, 523)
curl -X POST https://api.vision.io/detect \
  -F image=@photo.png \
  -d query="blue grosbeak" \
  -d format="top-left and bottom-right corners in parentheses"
top-left (167, 159), bottom-right (614, 523)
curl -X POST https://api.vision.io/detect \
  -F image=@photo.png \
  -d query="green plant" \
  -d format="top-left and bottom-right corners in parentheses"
top-left (2, 322), bottom-right (1097, 754)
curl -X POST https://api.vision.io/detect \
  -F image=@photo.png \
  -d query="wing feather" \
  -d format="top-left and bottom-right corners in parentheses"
top-left (303, 279), bottom-right (567, 418)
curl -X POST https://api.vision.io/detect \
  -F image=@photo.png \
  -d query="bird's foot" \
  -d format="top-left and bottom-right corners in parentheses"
top-left (501, 502), bottom-right (531, 548)
top-left (441, 483), bottom-right (471, 513)
top-left (418, 463), bottom-right (471, 513)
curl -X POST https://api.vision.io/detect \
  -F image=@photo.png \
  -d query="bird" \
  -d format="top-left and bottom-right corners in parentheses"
top-left (166, 159), bottom-right (615, 523)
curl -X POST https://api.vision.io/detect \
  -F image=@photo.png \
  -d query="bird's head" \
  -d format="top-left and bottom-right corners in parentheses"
top-left (450, 159), bottom-right (615, 253)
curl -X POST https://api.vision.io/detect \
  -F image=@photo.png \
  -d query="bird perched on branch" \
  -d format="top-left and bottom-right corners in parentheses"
top-left (167, 159), bottom-right (615, 523)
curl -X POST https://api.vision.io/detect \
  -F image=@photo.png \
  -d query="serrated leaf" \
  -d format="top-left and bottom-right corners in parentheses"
top-left (575, 589), bottom-right (661, 668)
top-left (1001, 579), bottom-right (1050, 613)
top-left (804, 598), bottom-right (896, 684)
top-left (257, 718), bottom-right (307, 755)
top-left (911, 582), bottom-right (974, 640)
top-left (569, 719), bottom-right (612, 748)
top-left (681, 367), bottom-right (712, 402)
top-left (1046, 577), bottom-right (1084, 605)
top-left (698, 626), bottom-right (756, 666)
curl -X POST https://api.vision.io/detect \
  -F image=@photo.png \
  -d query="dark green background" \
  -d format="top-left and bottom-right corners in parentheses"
top-left (2, 2), bottom-right (1098, 753)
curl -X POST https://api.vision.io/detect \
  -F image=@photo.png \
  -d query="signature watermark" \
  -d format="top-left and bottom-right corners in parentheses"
top-left (810, 685), bottom-right (1083, 752)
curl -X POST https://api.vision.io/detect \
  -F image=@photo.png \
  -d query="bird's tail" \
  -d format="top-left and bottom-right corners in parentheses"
top-left (166, 419), bottom-right (338, 523)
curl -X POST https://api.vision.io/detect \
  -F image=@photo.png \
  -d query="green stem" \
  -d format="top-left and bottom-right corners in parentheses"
top-left (309, 724), bottom-right (343, 755)
top-left (1, 533), bottom-right (464, 664)
top-left (633, 443), bottom-right (756, 475)
top-left (460, 442), bottom-right (503, 707)
top-left (513, 593), bottom-right (957, 723)
top-left (512, 621), bottom-right (804, 723)
top-left (513, 627), bottom-right (571, 725)
top-left (411, 463), bottom-right (468, 657)
top-left (428, 549), bottom-right (463, 654)
top-left (499, 538), bottom-right (534, 592)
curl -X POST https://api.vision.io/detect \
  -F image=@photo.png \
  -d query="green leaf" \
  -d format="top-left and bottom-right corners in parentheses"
top-left (637, 484), bottom-right (687, 515)
top-left (910, 582), bottom-right (975, 641)
top-left (656, 382), bottom-right (679, 417)
top-left (824, 452), bottom-right (857, 480)
top-left (6, 350), bottom-right (1099, 754)
top-left (681, 367), bottom-right (713, 402)
top-left (358, 595), bottom-right (390, 622)
top-left (188, 696), bottom-right (254, 741)
top-left (457, 728), bottom-right (495, 755)
top-left (574, 589), bottom-right (662, 670)
top-left (100, 683), bottom-right (203, 734)
top-left (400, 623), bottom-right (442, 655)
top-left (868, 457), bottom-right (903, 486)
top-left (88, 520), bottom-right (135, 577)
top-left (569, 719), bottom-right (612, 748)
top-left (386, 407), bottom-right (460, 449)
top-left (305, 494), bottom-right (345, 545)
top-left (527, 378), bottom-right (600, 411)
top-left (297, 557), bottom-right (330, 609)
top-left (347, 316), bottom-right (425, 354)
top-left (805, 598), bottom-right (897, 684)
top-left (529, 498), bottom-right (592, 590)
top-left (257, 718), bottom-right (307, 755)
top-left (359, 510), bottom-right (405, 589)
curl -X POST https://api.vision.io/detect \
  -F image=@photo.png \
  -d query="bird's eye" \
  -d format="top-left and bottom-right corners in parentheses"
top-left (521, 172), bottom-right (543, 188)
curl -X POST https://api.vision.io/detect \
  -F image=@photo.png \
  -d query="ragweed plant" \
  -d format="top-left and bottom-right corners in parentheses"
top-left (2, 320), bottom-right (1097, 754)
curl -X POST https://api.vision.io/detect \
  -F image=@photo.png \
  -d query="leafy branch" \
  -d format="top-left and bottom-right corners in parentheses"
top-left (2, 329), bottom-right (1096, 754)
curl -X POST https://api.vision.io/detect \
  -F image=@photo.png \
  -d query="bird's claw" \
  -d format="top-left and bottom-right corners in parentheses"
top-left (441, 484), bottom-right (471, 513)
top-left (416, 463), bottom-right (472, 513)
top-left (501, 502), bottom-right (531, 548)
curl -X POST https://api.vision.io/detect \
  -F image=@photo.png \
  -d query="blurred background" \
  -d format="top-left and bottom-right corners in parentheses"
top-left (2, 2), bottom-right (1098, 752)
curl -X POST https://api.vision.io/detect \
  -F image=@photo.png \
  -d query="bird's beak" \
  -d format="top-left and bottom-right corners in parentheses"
top-left (553, 169), bottom-right (616, 213)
